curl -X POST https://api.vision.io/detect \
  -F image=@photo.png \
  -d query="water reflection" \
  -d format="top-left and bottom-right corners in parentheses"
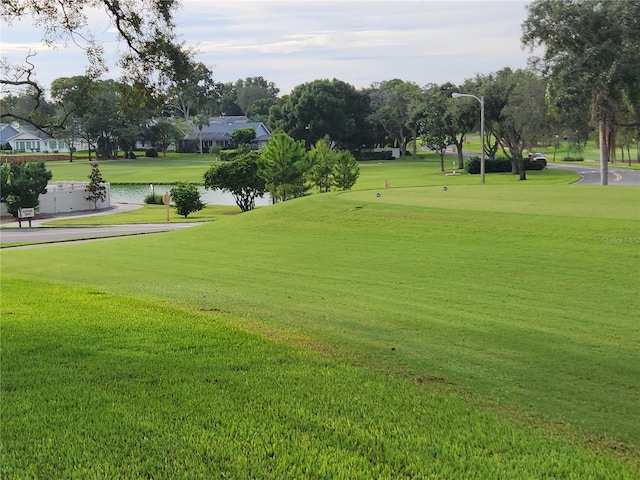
top-left (110, 184), bottom-right (271, 206)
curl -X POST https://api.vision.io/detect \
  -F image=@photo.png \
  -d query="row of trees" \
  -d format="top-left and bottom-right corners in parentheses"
top-left (205, 132), bottom-right (359, 212)
top-left (1, 0), bottom-right (638, 182)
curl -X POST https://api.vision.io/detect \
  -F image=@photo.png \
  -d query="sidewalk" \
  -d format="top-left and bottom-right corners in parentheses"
top-left (0, 203), bottom-right (143, 228)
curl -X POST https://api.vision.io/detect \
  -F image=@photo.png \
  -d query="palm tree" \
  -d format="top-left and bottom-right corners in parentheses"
top-left (192, 114), bottom-right (209, 155)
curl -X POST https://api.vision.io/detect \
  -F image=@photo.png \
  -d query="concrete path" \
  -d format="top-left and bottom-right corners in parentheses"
top-left (0, 203), bottom-right (204, 247)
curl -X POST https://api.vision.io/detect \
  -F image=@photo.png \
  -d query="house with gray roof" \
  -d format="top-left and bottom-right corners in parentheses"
top-left (181, 116), bottom-right (272, 152)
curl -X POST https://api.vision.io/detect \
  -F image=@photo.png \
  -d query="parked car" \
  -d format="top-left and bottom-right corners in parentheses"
top-left (528, 152), bottom-right (547, 161)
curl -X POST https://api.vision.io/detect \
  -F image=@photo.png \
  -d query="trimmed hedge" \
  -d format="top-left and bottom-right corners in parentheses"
top-left (355, 151), bottom-right (394, 161)
top-left (145, 148), bottom-right (158, 158)
top-left (465, 156), bottom-right (547, 174)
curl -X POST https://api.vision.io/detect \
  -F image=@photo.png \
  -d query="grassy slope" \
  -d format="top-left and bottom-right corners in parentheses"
top-left (2, 161), bottom-right (639, 475)
top-left (3, 279), bottom-right (636, 478)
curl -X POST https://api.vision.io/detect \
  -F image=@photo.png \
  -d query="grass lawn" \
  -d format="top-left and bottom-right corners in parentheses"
top-left (1, 162), bottom-right (639, 476)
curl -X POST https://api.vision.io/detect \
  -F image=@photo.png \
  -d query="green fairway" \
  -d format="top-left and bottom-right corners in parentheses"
top-left (2, 165), bottom-right (639, 476)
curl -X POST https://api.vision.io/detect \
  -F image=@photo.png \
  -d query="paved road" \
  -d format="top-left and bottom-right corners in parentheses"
top-left (0, 223), bottom-right (203, 246)
top-left (0, 203), bottom-right (204, 247)
top-left (547, 162), bottom-right (640, 186)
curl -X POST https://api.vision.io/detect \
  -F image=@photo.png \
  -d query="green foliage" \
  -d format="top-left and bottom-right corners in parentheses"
top-left (143, 193), bottom-right (164, 205)
top-left (332, 151), bottom-right (359, 191)
top-left (231, 127), bottom-right (257, 147)
top-left (145, 148), bottom-right (158, 157)
top-left (203, 152), bottom-right (266, 212)
top-left (84, 162), bottom-right (107, 210)
top-left (355, 150), bottom-right (394, 161)
top-left (208, 144), bottom-right (222, 158)
top-left (277, 79), bottom-right (371, 150)
top-left (0, 161), bottom-right (52, 216)
top-left (258, 131), bottom-right (308, 202)
top-left (465, 157), bottom-right (547, 174)
top-left (169, 182), bottom-right (204, 218)
top-left (307, 136), bottom-right (335, 193)
top-left (3, 142), bottom-right (12, 151)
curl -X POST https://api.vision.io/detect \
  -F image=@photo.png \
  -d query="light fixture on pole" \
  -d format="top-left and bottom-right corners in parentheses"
top-left (452, 92), bottom-right (485, 184)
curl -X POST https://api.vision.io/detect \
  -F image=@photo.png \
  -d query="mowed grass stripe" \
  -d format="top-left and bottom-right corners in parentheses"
top-left (1, 278), bottom-right (637, 478)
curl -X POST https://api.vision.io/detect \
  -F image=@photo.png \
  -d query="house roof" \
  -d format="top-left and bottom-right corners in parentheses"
top-left (183, 131), bottom-right (232, 142)
top-left (0, 123), bottom-right (20, 144)
top-left (184, 117), bottom-right (272, 141)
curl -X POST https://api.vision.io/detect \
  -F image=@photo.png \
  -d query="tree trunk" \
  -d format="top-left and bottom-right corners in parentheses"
top-left (412, 126), bottom-right (417, 156)
top-left (518, 157), bottom-right (526, 181)
top-left (440, 152), bottom-right (445, 172)
top-left (599, 119), bottom-right (608, 185)
top-left (510, 158), bottom-right (518, 174)
top-left (456, 142), bottom-right (464, 170)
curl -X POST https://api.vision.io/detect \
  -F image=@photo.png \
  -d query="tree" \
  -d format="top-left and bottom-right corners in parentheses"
top-left (367, 80), bottom-right (422, 156)
top-left (85, 163), bottom-right (107, 210)
top-left (1, 0), bottom-right (195, 133)
top-left (522, 0), bottom-right (640, 184)
top-left (169, 182), bottom-right (204, 218)
top-left (332, 151), bottom-right (359, 191)
top-left (307, 136), bottom-right (337, 193)
top-left (192, 114), bottom-right (209, 155)
top-left (167, 62), bottom-right (216, 121)
top-left (277, 79), bottom-right (370, 150)
top-left (231, 128), bottom-right (257, 149)
top-left (147, 119), bottom-right (184, 157)
top-left (203, 152), bottom-right (266, 212)
top-left (0, 161), bottom-right (52, 216)
top-left (258, 131), bottom-right (307, 203)
top-left (235, 76), bottom-right (279, 113)
top-left (420, 84), bottom-right (454, 172)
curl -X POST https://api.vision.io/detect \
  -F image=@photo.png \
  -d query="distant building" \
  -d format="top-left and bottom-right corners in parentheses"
top-left (0, 123), bottom-right (88, 154)
top-left (181, 116), bottom-right (272, 152)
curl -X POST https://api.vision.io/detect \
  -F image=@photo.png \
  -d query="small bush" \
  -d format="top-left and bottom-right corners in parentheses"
top-left (169, 182), bottom-right (204, 218)
top-left (3, 143), bottom-right (12, 152)
top-left (144, 193), bottom-right (164, 205)
top-left (563, 156), bottom-right (584, 162)
top-left (356, 151), bottom-right (394, 161)
top-left (145, 148), bottom-right (158, 158)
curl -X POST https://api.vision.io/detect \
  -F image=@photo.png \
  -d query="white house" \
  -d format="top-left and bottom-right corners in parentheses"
top-left (0, 123), bottom-right (88, 154)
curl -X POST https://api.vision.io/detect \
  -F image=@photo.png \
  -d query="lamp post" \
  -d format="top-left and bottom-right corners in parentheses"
top-left (452, 92), bottom-right (485, 184)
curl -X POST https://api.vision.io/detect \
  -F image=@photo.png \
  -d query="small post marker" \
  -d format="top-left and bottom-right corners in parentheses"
top-left (162, 192), bottom-right (170, 221)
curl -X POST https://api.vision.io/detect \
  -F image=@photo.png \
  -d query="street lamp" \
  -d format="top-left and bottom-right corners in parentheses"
top-left (452, 92), bottom-right (485, 184)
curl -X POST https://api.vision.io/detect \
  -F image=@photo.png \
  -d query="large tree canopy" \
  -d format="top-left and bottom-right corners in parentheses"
top-left (522, 0), bottom-right (640, 183)
top-left (1, 0), bottom-right (194, 130)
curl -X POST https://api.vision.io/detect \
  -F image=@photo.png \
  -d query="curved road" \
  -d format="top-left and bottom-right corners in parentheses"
top-left (0, 203), bottom-right (204, 247)
top-left (547, 162), bottom-right (640, 186)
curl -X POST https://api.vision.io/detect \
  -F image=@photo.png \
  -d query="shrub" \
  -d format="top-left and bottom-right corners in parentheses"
top-left (145, 148), bottom-right (158, 157)
top-left (219, 149), bottom-right (241, 162)
top-left (465, 156), bottom-right (546, 174)
top-left (3, 143), bottom-right (12, 152)
top-left (143, 193), bottom-right (164, 205)
top-left (563, 156), bottom-right (584, 162)
top-left (209, 145), bottom-right (222, 157)
top-left (356, 151), bottom-right (394, 161)
top-left (169, 182), bottom-right (204, 218)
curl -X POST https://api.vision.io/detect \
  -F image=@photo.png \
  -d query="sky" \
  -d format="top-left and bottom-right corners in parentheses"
top-left (0, 0), bottom-right (534, 97)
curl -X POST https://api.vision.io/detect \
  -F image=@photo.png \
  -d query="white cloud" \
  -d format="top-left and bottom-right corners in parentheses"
top-left (1, 0), bottom-right (531, 95)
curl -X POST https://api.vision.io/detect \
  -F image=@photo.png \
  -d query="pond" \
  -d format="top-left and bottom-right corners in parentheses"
top-left (109, 184), bottom-right (271, 206)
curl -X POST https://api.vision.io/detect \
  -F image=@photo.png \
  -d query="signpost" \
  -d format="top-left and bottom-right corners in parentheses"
top-left (17, 207), bottom-right (35, 228)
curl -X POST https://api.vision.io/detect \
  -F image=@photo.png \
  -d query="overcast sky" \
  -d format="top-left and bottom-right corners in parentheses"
top-left (1, 0), bottom-right (533, 96)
